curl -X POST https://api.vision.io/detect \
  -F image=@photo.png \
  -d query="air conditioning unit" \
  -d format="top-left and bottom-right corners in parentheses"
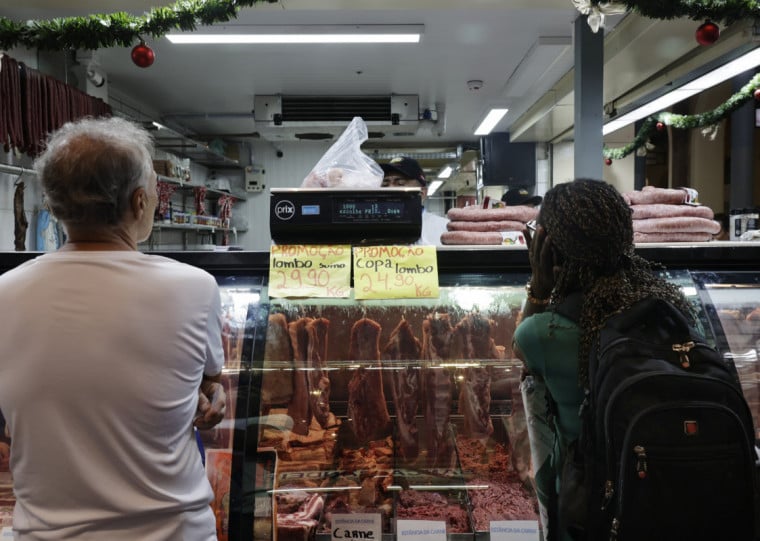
top-left (253, 95), bottom-right (419, 135)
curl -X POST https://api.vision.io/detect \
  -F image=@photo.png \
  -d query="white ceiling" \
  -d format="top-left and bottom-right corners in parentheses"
top-left (4, 0), bottom-right (591, 152)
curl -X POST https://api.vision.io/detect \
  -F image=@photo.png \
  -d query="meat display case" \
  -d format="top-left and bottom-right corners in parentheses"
top-left (1, 243), bottom-right (760, 541)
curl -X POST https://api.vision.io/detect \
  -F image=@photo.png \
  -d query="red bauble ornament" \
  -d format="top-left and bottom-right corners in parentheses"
top-left (695, 20), bottom-right (720, 46)
top-left (131, 41), bottom-right (155, 68)
top-left (605, 158), bottom-right (612, 166)
top-left (754, 88), bottom-right (760, 101)
top-left (656, 122), bottom-right (665, 132)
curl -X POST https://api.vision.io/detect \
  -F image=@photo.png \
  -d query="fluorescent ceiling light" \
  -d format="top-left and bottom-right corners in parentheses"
top-left (603, 46), bottom-right (760, 135)
top-left (474, 108), bottom-right (509, 136)
top-left (166, 24), bottom-right (423, 44)
top-left (437, 165), bottom-right (454, 179)
top-left (427, 180), bottom-right (445, 195)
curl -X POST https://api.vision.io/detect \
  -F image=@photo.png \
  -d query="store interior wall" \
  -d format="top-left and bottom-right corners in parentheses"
top-left (2, 42), bottom-right (758, 252)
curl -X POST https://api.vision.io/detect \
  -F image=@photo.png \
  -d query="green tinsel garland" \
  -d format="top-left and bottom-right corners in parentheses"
top-left (603, 72), bottom-right (760, 160)
top-left (588, 0), bottom-right (760, 24)
top-left (0, 0), bottom-right (278, 51)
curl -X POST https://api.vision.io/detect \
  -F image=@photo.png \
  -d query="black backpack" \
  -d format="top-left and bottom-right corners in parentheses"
top-left (554, 296), bottom-right (760, 541)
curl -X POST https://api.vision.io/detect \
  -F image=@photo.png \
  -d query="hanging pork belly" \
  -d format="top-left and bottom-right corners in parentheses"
top-left (381, 318), bottom-right (422, 460)
top-left (453, 312), bottom-right (495, 442)
top-left (261, 313), bottom-right (295, 407)
top-left (347, 318), bottom-right (391, 442)
top-left (287, 317), bottom-right (314, 436)
top-left (421, 313), bottom-right (455, 470)
top-left (306, 317), bottom-right (331, 428)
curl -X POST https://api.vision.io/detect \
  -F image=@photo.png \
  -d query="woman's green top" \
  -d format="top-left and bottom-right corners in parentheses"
top-left (513, 311), bottom-right (585, 541)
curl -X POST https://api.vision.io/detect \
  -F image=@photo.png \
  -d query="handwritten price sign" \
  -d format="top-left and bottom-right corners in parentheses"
top-left (353, 245), bottom-right (439, 300)
top-left (269, 245), bottom-right (351, 298)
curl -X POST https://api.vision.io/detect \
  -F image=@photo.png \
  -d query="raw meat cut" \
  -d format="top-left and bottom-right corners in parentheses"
top-left (382, 318), bottom-right (422, 459)
top-left (421, 313), bottom-right (455, 469)
top-left (347, 318), bottom-right (391, 442)
top-left (306, 318), bottom-right (331, 428)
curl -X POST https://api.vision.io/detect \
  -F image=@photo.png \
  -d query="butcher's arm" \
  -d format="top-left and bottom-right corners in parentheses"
top-left (194, 284), bottom-right (227, 430)
top-left (194, 373), bottom-right (225, 430)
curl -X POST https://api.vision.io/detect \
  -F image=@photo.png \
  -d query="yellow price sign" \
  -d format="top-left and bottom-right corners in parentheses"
top-left (269, 245), bottom-right (351, 298)
top-left (353, 245), bottom-right (439, 300)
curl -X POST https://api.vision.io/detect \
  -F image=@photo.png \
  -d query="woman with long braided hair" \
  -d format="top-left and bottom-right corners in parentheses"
top-left (513, 178), bottom-right (694, 541)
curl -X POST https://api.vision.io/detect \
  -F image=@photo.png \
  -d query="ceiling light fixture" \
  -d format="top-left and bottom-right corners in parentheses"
top-left (437, 165), bottom-right (454, 179)
top-left (603, 46), bottom-right (760, 135)
top-left (427, 179), bottom-right (445, 196)
top-left (166, 24), bottom-right (424, 44)
top-left (474, 108), bottom-right (509, 136)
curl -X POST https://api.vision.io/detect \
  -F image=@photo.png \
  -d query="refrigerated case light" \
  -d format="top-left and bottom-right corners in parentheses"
top-left (440, 362), bottom-right (481, 369)
top-left (723, 350), bottom-right (758, 362)
top-left (269, 486), bottom-right (362, 494)
top-left (387, 484), bottom-right (489, 491)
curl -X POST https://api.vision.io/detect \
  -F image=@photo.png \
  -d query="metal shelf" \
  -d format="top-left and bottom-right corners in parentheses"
top-left (152, 223), bottom-right (246, 233)
top-left (146, 123), bottom-right (242, 170)
top-left (156, 174), bottom-right (247, 200)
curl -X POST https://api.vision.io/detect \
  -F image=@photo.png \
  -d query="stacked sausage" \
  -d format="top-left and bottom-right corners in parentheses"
top-left (623, 186), bottom-right (720, 243)
top-left (442, 205), bottom-right (538, 245)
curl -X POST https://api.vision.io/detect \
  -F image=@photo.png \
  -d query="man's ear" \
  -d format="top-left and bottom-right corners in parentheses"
top-left (130, 186), bottom-right (147, 217)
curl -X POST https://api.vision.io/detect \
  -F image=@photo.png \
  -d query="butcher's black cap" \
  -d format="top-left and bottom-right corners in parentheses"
top-left (380, 157), bottom-right (426, 186)
top-left (502, 187), bottom-right (542, 207)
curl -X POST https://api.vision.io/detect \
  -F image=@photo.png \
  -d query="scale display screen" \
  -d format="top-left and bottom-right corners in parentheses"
top-left (333, 199), bottom-right (407, 222)
top-left (269, 188), bottom-right (422, 244)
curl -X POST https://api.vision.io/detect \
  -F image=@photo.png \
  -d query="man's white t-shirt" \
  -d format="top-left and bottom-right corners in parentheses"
top-left (0, 251), bottom-right (224, 540)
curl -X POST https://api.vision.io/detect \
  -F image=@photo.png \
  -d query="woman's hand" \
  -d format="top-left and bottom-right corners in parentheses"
top-left (528, 224), bottom-right (555, 300)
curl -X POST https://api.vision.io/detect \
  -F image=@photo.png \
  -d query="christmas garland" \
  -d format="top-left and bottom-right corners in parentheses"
top-left (584, 0), bottom-right (760, 24)
top-left (603, 73), bottom-right (760, 160)
top-left (0, 0), bottom-right (278, 51)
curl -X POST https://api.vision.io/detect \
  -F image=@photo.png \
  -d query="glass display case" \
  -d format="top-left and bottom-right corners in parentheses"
top-left (1, 243), bottom-right (760, 541)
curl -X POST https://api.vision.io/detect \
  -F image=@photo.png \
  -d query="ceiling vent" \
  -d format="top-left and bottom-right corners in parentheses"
top-left (254, 95), bottom-right (419, 127)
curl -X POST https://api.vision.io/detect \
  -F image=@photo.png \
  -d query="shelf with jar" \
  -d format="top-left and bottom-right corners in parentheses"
top-left (148, 174), bottom-right (247, 250)
top-left (155, 174), bottom-right (248, 201)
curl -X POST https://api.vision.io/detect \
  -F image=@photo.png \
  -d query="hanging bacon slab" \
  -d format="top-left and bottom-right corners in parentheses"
top-left (454, 313), bottom-right (496, 442)
top-left (421, 313), bottom-right (455, 469)
top-left (287, 317), bottom-right (314, 436)
top-left (13, 181), bottom-right (27, 251)
top-left (306, 318), bottom-right (331, 428)
top-left (347, 318), bottom-right (391, 442)
top-left (261, 313), bottom-right (294, 407)
top-left (381, 319), bottom-right (422, 460)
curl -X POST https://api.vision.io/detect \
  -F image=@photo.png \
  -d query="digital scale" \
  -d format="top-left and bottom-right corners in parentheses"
top-left (269, 188), bottom-right (422, 244)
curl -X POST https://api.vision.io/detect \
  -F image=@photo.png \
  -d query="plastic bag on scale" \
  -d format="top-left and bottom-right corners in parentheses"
top-left (301, 116), bottom-right (384, 188)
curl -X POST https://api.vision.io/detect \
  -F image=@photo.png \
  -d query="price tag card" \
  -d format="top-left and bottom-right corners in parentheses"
top-left (490, 520), bottom-right (540, 541)
top-left (1, 528), bottom-right (13, 539)
top-left (353, 245), bottom-right (439, 300)
top-left (269, 245), bottom-right (351, 298)
top-left (331, 513), bottom-right (382, 541)
top-left (396, 520), bottom-right (446, 541)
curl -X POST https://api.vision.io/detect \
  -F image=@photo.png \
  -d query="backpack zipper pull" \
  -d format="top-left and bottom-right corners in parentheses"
top-left (601, 480), bottom-right (614, 509)
top-left (672, 341), bottom-right (695, 368)
top-left (609, 518), bottom-right (620, 541)
top-left (633, 445), bottom-right (647, 479)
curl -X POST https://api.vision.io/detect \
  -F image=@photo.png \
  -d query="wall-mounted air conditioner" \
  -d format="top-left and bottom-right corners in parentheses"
top-left (253, 95), bottom-right (419, 127)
